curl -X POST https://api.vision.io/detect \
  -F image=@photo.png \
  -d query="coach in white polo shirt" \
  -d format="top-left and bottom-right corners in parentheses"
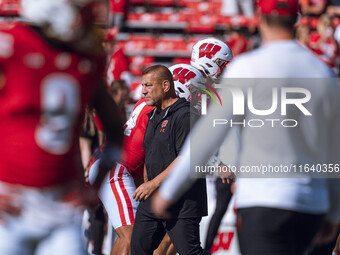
top-left (152, 0), bottom-right (340, 254)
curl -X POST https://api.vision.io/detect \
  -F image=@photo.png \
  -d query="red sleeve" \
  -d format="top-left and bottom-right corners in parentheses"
top-left (113, 49), bottom-right (130, 79)
top-left (93, 111), bottom-right (104, 131)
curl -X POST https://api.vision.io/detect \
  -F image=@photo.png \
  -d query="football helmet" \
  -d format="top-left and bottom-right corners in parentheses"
top-left (21, 0), bottom-right (97, 42)
top-left (191, 38), bottom-right (233, 82)
top-left (169, 64), bottom-right (206, 111)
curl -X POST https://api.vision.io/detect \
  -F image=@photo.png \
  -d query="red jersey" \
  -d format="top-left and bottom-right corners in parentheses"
top-left (119, 98), bottom-right (154, 179)
top-left (93, 110), bottom-right (104, 131)
top-left (106, 47), bottom-right (131, 86)
top-left (0, 23), bottom-right (105, 187)
top-left (110, 0), bottom-right (128, 14)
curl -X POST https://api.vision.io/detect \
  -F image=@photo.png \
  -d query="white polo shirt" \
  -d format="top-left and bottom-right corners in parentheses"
top-left (160, 40), bottom-right (340, 222)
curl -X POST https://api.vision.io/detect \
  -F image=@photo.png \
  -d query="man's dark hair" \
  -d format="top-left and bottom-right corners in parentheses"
top-left (262, 14), bottom-right (298, 31)
top-left (142, 65), bottom-right (175, 87)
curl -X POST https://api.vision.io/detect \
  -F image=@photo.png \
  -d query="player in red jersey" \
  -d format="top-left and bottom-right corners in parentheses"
top-left (103, 27), bottom-right (132, 88)
top-left (89, 98), bottom-right (154, 255)
top-left (109, 0), bottom-right (128, 29)
top-left (0, 0), bottom-right (124, 254)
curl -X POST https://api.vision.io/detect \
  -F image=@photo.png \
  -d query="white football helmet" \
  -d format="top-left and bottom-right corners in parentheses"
top-left (169, 64), bottom-right (206, 111)
top-left (191, 38), bottom-right (233, 82)
top-left (21, 0), bottom-right (96, 42)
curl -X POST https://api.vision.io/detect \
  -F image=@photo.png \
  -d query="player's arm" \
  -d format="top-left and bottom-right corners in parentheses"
top-left (332, 234), bottom-right (340, 255)
top-left (133, 157), bottom-right (181, 202)
top-left (150, 156), bottom-right (181, 189)
top-left (90, 81), bottom-right (124, 190)
top-left (152, 139), bottom-right (193, 217)
top-left (143, 164), bottom-right (148, 183)
top-left (79, 136), bottom-right (93, 170)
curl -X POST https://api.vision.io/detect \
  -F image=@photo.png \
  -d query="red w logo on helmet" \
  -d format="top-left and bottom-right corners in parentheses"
top-left (172, 68), bottom-right (196, 84)
top-left (199, 43), bottom-right (221, 59)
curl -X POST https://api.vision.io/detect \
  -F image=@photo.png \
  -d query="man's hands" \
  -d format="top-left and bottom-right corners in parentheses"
top-left (217, 163), bottom-right (236, 184)
top-left (313, 220), bottom-right (339, 246)
top-left (0, 193), bottom-right (22, 222)
top-left (151, 191), bottom-right (172, 219)
top-left (133, 180), bottom-right (157, 201)
top-left (0, 184), bottom-right (22, 224)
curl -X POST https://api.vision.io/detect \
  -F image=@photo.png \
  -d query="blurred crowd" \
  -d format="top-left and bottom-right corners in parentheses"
top-left (223, 0), bottom-right (340, 75)
top-left (1, 0), bottom-right (339, 90)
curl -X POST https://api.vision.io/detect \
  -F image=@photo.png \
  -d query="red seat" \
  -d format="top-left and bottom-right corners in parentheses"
top-left (129, 56), bottom-right (155, 76)
top-left (123, 35), bottom-right (155, 54)
top-left (229, 15), bottom-right (249, 27)
top-left (183, 0), bottom-right (222, 14)
top-left (172, 57), bottom-right (191, 65)
top-left (0, 0), bottom-right (21, 16)
top-left (148, 0), bottom-right (176, 6)
top-left (127, 12), bottom-right (142, 21)
top-left (154, 37), bottom-right (190, 56)
top-left (186, 14), bottom-right (217, 33)
top-left (218, 15), bottom-right (252, 28)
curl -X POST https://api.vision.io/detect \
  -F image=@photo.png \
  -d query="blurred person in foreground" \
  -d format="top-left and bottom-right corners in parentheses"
top-left (79, 106), bottom-right (104, 255)
top-left (0, 0), bottom-right (124, 254)
top-left (190, 38), bottom-right (237, 253)
top-left (152, 0), bottom-right (340, 254)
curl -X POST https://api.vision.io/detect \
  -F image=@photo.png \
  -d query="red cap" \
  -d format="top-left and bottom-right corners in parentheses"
top-left (257, 0), bottom-right (299, 16)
